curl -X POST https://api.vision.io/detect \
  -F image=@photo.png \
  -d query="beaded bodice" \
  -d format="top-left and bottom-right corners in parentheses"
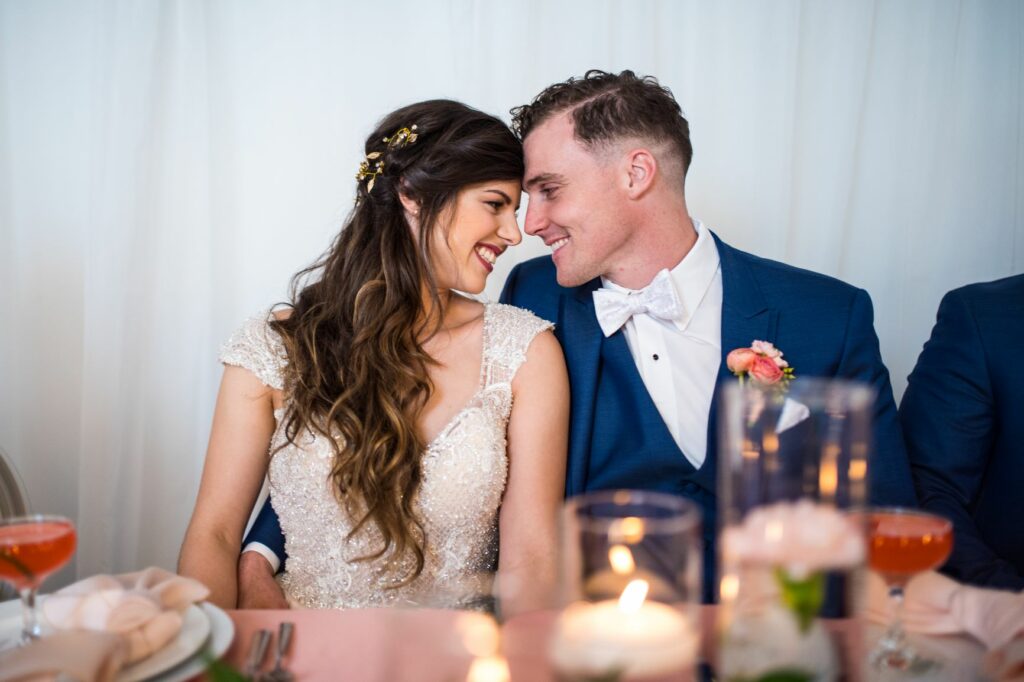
top-left (220, 303), bottom-right (552, 609)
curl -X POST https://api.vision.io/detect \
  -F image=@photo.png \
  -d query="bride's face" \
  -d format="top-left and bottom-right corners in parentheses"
top-left (429, 179), bottom-right (523, 294)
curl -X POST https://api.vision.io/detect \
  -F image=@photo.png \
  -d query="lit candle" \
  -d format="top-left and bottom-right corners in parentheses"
top-left (466, 654), bottom-right (510, 682)
top-left (550, 579), bottom-right (698, 679)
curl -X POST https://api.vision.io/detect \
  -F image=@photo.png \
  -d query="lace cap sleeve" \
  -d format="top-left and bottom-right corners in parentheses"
top-left (483, 303), bottom-right (555, 385)
top-left (219, 312), bottom-right (288, 390)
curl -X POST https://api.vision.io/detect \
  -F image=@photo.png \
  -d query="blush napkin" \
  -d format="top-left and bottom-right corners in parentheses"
top-left (0, 631), bottom-right (126, 682)
top-left (0, 567), bottom-right (209, 682)
top-left (865, 570), bottom-right (1024, 680)
top-left (865, 570), bottom-right (1024, 650)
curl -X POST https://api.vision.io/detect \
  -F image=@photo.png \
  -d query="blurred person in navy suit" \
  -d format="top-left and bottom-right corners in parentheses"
top-left (900, 274), bottom-right (1024, 591)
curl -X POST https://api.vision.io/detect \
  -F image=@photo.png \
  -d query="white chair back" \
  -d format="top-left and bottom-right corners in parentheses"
top-left (0, 447), bottom-right (29, 600)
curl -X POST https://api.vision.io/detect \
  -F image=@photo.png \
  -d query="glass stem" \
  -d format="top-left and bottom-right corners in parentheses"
top-left (883, 585), bottom-right (907, 650)
top-left (19, 587), bottom-right (41, 642)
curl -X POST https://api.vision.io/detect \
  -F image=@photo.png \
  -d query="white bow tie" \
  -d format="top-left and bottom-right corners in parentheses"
top-left (592, 269), bottom-right (685, 337)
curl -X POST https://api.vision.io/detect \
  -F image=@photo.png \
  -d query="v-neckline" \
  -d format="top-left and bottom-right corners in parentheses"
top-left (422, 303), bottom-right (492, 449)
top-left (271, 304), bottom-right (495, 450)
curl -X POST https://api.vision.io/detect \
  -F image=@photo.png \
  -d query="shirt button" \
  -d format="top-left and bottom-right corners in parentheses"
top-left (652, 354), bottom-right (659, 361)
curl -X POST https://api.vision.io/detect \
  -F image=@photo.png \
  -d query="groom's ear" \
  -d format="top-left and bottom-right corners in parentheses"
top-left (623, 148), bottom-right (657, 199)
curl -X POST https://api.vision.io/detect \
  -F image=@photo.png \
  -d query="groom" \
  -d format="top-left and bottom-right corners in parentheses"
top-left (498, 70), bottom-right (916, 601)
top-left (238, 70), bottom-right (917, 605)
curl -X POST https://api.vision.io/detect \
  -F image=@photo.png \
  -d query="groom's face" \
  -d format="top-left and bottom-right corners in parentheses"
top-left (522, 112), bottom-right (634, 287)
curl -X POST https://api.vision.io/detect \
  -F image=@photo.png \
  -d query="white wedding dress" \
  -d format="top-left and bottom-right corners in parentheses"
top-left (220, 303), bottom-right (552, 609)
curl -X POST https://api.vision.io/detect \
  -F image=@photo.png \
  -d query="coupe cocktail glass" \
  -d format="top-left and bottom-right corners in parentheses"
top-left (0, 515), bottom-right (77, 643)
top-left (868, 508), bottom-right (953, 670)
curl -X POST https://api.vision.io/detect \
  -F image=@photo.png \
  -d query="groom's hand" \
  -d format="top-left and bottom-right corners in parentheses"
top-left (237, 551), bottom-right (289, 609)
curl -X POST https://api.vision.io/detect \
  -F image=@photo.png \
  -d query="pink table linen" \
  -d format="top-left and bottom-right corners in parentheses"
top-left (225, 608), bottom-right (479, 682)
top-left (218, 603), bottom-right (1008, 681)
top-left (220, 606), bottom-right (846, 681)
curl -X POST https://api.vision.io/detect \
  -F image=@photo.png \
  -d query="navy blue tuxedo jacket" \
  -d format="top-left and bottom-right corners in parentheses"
top-left (244, 232), bottom-right (917, 600)
top-left (500, 232), bottom-right (916, 601)
top-left (900, 274), bottom-right (1024, 590)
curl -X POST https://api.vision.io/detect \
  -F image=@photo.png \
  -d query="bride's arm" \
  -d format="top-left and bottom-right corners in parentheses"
top-left (498, 329), bottom-right (569, 618)
top-left (178, 365), bottom-right (278, 608)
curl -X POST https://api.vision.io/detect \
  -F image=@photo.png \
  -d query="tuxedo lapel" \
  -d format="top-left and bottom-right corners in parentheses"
top-left (562, 281), bottom-right (604, 496)
top-left (706, 235), bottom-right (778, 474)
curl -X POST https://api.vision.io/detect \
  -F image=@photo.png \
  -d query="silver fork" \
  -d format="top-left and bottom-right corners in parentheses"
top-left (244, 629), bottom-right (272, 681)
top-left (263, 622), bottom-right (295, 682)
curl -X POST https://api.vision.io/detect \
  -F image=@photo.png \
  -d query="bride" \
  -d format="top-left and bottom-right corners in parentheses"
top-left (178, 100), bottom-right (568, 616)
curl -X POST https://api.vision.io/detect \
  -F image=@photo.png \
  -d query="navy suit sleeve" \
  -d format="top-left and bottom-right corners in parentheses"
top-left (243, 497), bottom-right (287, 571)
top-left (900, 290), bottom-right (1023, 589)
top-left (838, 289), bottom-right (917, 507)
top-left (499, 263), bottom-right (522, 305)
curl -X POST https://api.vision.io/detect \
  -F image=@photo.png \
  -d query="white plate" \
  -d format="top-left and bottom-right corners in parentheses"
top-left (118, 604), bottom-right (211, 681)
top-left (146, 603), bottom-right (235, 682)
top-left (0, 598), bottom-right (219, 681)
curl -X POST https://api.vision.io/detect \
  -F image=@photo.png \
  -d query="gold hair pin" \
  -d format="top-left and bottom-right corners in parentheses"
top-left (356, 124), bottom-right (419, 193)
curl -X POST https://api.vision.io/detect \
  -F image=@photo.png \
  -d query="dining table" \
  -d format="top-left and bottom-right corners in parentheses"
top-left (218, 605), bottom-right (989, 681)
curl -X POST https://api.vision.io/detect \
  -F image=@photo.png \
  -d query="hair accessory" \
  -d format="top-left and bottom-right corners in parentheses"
top-left (356, 124), bottom-right (419, 193)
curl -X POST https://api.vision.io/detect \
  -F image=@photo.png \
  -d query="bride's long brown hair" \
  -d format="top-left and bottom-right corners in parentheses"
top-left (272, 100), bottom-right (523, 584)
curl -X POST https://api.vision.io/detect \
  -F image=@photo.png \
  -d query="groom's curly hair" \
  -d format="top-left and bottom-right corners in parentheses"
top-left (511, 69), bottom-right (693, 184)
top-left (272, 100), bottom-right (523, 587)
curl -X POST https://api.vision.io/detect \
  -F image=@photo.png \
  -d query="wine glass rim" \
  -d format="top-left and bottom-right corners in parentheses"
top-left (564, 489), bottom-right (701, 534)
top-left (0, 514), bottom-right (74, 527)
top-left (864, 506), bottom-right (952, 528)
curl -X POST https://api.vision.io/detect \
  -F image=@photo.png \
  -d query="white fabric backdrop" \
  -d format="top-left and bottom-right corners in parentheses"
top-left (1, 0), bottom-right (1021, 584)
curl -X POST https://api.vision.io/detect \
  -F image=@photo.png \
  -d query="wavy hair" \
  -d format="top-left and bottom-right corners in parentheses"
top-left (271, 100), bottom-right (523, 584)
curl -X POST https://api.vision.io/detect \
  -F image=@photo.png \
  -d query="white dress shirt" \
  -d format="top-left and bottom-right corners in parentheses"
top-left (599, 219), bottom-right (722, 469)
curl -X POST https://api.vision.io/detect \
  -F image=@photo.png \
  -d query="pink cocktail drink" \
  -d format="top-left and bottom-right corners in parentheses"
top-left (869, 511), bottom-right (952, 585)
top-left (0, 520), bottom-right (77, 590)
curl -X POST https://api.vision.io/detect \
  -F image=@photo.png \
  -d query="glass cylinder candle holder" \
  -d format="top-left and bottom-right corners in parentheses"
top-left (550, 490), bottom-right (702, 681)
top-left (717, 378), bottom-right (873, 681)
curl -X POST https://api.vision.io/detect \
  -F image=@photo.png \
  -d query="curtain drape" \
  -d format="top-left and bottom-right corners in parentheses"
top-left (1, 0), bottom-right (1021, 584)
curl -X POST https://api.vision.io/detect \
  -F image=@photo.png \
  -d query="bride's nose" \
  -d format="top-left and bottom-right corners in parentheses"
top-left (497, 213), bottom-right (522, 246)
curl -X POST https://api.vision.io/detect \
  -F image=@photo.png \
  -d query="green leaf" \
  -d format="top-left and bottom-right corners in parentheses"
top-left (579, 670), bottom-right (624, 682)
top-left (773, 568), bottom-right (825, 634)
top-left (200, 650), bottom-right (247, 682)
top-left (756, 669), bottom-right (815, 682)
top-left (731, 668), bottom-right (814, 682)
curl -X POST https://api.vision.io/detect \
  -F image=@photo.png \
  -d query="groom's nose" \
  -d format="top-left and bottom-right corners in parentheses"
top-left (523, 201), bottom-right (546, 237)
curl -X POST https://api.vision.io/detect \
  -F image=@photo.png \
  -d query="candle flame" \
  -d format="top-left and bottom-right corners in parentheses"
top-left (610, 516), bottom-right (645, 544)
top-left (455, 612), bottom-right (500, 657)
top-left (608, 544), bottom-right (636, 575)
top-left (819, 458), bottom-right (838, 498)
top-left (720, 574), bottom-right (739, 601)
top-left (849, 459), bottom-right (867, 481)
top-left (618, 578), bottom-right (649, 613)
top-left (466, 655), bottom-right (510, 682)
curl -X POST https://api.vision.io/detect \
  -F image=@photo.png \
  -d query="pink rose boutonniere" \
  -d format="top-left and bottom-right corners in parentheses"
top-left (727, 340), bottom-right (795, 391)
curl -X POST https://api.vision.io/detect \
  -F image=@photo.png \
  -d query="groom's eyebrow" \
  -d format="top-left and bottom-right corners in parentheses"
top-left (524, 172), bottom-right (566, 191)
